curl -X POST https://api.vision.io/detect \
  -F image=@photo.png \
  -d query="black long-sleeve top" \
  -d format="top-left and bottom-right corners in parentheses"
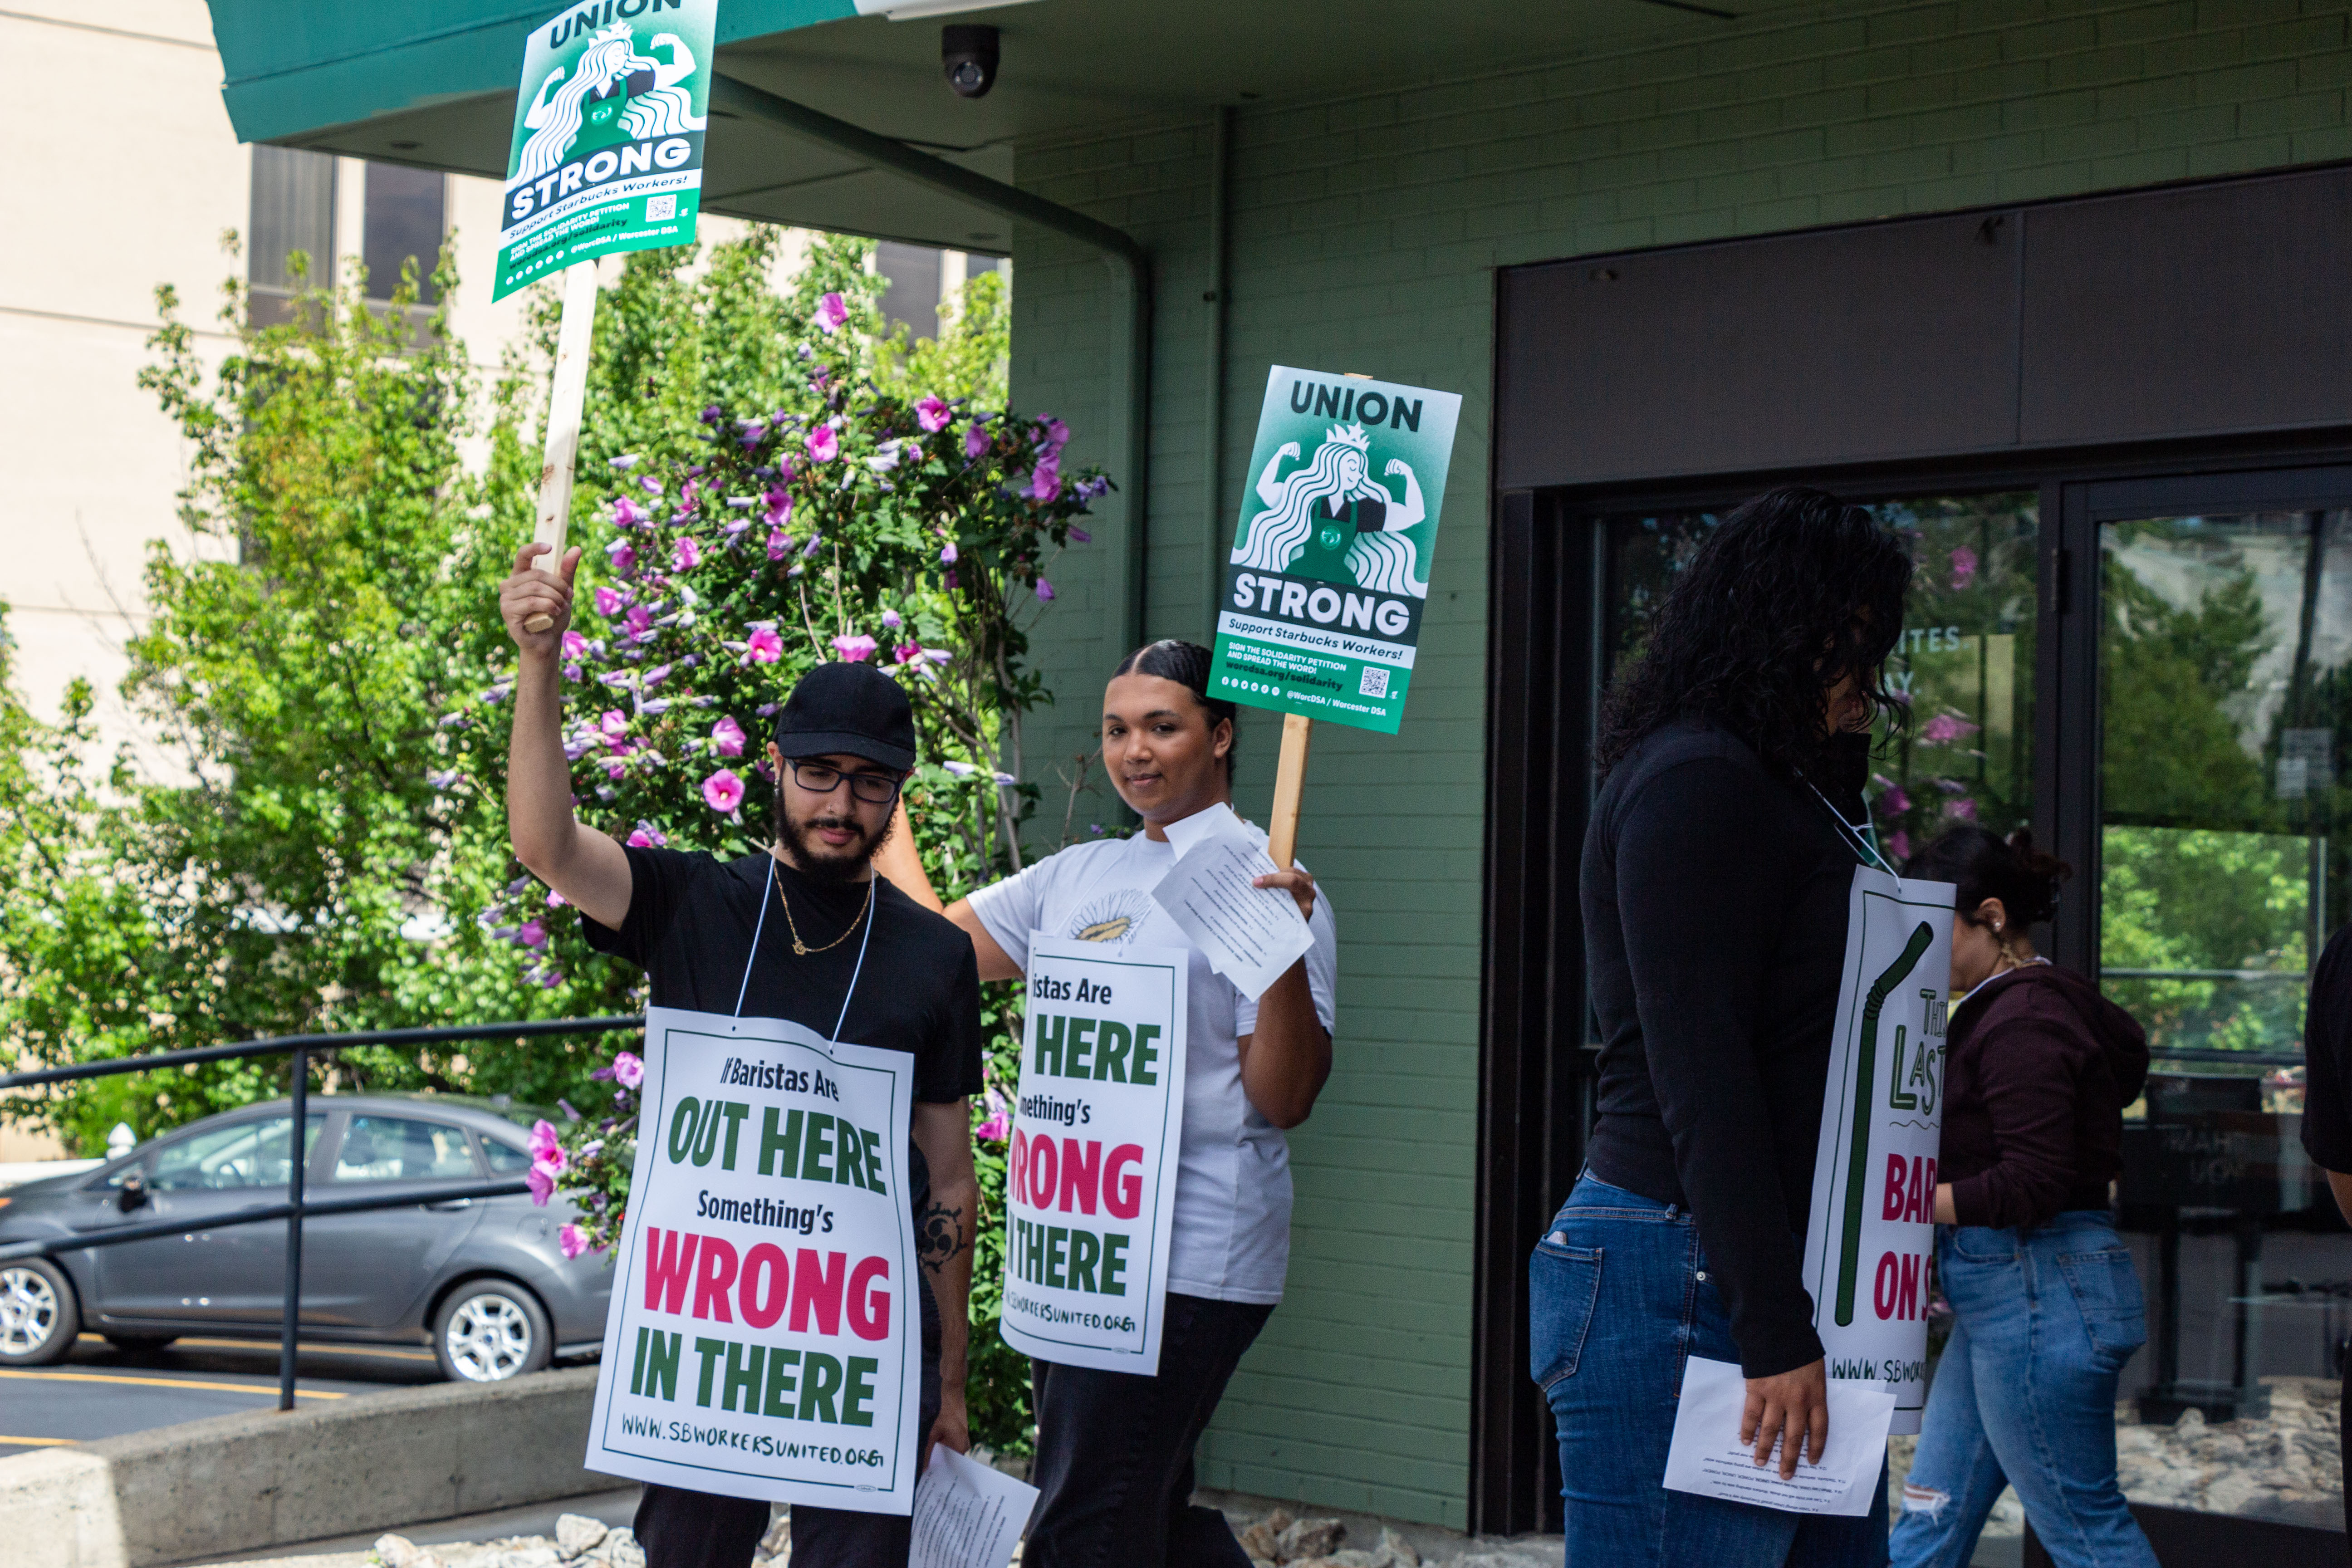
top-left (1581, 721), bottom-right (1863, 1377)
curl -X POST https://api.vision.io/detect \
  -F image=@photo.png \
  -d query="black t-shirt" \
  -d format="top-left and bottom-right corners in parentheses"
top-left (584, 846), bottom-right (985, 1217)
top-left (1581, 721), bottom-right (1867, 1378)
top-left (2303, 921), bottom-right (2352, 1171)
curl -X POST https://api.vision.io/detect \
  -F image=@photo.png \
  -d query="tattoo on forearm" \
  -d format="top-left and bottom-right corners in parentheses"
top-left (917, 1201), bottom-right (970, 1275)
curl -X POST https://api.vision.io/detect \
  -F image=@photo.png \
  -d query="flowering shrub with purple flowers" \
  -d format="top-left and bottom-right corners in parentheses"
top-left (433, 232), bottom-right (1082, 1450)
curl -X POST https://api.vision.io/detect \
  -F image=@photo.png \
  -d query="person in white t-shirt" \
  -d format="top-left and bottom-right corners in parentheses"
top-left (876, 637), bottom-right (1338, 1568)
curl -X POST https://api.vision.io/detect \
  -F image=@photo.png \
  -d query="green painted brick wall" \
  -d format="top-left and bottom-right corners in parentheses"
top-left (1000, 0), bottom-right (2352, 1529)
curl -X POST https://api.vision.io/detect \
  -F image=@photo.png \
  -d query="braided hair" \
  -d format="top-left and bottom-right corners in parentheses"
top-left (1111, 639), bottom-right (1239, 778)
top-left (1905, 824), bottom-right (2071, 928)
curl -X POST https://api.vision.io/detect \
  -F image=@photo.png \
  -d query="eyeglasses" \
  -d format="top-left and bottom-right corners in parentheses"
top-left (787, 759), bottom-right (904, 806)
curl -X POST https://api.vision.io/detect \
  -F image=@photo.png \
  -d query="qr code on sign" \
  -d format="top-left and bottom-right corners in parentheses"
top-left (1358, 666), bottom-right (1390, 698)
top-left (647, 194), bottom-right (677, 221)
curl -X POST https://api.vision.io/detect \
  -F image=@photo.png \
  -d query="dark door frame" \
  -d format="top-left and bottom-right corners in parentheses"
top-left (1473, 441), bottom-right (2352, 1536)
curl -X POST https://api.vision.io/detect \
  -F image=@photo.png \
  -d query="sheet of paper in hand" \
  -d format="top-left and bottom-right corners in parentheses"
top-left (1798, 866), bottom-right (1956, 1436)
top-left (1148, 803), bottom-right (1312, 1001)
top-left (1662, 1357), bottom-right (1895, 1516)
top-left (583, 1006), bottom-right (921, 1515)
top-left (910, 1443), bottom-right (1040, 1568)
top-left (998, 937), bottom-right (1188, 1375)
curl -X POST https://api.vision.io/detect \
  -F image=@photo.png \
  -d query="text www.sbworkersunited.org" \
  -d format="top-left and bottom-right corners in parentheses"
top-left (1006, 1289), bottom-right (1136, 1334)
top-left (618, 1411), bottom-right (885, 1467)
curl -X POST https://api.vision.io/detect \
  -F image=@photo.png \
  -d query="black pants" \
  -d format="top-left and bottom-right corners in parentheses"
top-left (635, 1278), bottom-right (941, 1568)
top-left (1023, 1292), bottom-right (1275, 1568)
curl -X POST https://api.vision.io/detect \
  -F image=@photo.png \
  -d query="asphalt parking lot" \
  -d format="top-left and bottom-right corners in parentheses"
top-left (0, 1334), bottom-right (445, 1456)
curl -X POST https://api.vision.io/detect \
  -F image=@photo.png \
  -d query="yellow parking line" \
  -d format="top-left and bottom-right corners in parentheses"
top-left (0, 1436), bottom-right (78, 1447)
top-left (0, 1369), bottom-right (344, 1398)
top-left (175, 1338), bottom-right (435, 1362)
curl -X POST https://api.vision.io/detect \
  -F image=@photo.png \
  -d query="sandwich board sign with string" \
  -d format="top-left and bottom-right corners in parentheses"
top-left (583, 871), bottom-right (929, 1514)
top-left (1795, 809), bottom-right (1955, 1438)
top-left (501, 0), bottom-right (717, 634)
top-left (1208, 367), bottom-right (1462, 866)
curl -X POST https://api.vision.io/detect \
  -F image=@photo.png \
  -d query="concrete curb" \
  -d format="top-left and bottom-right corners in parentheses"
top-left (0, 1367), bottom-right (610, 1568)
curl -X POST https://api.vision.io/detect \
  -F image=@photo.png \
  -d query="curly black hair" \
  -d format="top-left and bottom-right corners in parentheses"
top-left (1596, 486), bottom-right (1912, 777)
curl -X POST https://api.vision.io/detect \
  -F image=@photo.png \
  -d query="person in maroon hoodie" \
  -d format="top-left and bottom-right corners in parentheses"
top-left (1888, 826), bottom-right (2157, 1568)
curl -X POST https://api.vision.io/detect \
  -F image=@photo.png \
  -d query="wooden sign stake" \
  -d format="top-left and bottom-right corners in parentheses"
top-left (522, 260), bottom-right (602, 633)
top-left (1266, 713), bottom-right (1315, 869)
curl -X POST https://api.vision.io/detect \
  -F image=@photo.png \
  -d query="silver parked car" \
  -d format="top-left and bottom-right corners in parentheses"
top-left (0, 1093), bottom-right (612, 1381)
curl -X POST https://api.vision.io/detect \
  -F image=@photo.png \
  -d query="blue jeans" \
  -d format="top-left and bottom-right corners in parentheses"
top-left (1887, 1214), bottom-right (2157, 1568)
top-left (1531, 1173), bottom-right (1888, 1568)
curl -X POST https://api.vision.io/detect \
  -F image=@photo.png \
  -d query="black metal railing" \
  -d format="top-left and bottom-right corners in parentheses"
top-left (0, 1015), bottom-right (642, 1410)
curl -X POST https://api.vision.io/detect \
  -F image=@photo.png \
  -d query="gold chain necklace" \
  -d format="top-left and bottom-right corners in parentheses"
top-left (776, 872), bottom-right (874, 957)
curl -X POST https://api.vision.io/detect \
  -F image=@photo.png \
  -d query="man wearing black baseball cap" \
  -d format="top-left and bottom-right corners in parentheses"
top-left (499, 545), bottom-right (984, 1568)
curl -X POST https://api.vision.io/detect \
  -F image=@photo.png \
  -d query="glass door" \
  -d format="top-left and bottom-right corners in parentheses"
top-left (2081, 475), bottom-right (2352, 1534)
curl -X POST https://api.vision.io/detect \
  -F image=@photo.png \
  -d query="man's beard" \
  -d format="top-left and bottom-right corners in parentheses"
top-left (774, 796), bottom-right (895, 883)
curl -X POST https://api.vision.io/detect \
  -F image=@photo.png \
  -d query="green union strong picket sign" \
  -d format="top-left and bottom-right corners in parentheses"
top-left (1210, 367), bottom-right (1463, 736)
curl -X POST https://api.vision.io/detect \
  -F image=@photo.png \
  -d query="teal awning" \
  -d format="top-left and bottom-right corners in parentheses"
top-left (205, 0), bottom-right (1813, 250)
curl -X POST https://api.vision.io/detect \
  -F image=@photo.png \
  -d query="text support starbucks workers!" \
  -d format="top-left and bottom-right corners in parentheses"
top-left (875, 637), bottom-right (1338, 1568)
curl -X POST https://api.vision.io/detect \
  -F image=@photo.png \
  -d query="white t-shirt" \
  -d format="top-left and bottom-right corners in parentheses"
top-left (968, 818), bottom-right (1338, 1304)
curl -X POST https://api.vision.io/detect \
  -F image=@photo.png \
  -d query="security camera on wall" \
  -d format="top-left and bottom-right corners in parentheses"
top-left (943, 24), bottom-right (998, 98)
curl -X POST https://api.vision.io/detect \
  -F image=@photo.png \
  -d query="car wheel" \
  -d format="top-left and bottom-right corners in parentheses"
top-left (104, 1334), bottom-right (178, 1354)
top-left (0, 1259), bottom-right (79, 1367)
top-left (433, 1279), bottom-right (551, 1383)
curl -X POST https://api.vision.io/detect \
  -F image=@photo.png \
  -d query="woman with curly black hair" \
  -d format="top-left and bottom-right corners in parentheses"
top-left (1531, 486), bottom-right (1911, 1565)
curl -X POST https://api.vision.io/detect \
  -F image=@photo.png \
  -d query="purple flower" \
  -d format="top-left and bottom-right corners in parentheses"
top-left (711, 715), bottom-right (747, 756)
top-left (1881, 785), bottom-right (1912, 816)
top-left (802, 532), bottom-right (825, 558)
top-left (940, 541), bottom-right (959, 566)
top-left (672, 536), bottom-right (702, 572)
top-left (746, 627), bottom-right (784, 663)
top-left (606, 540), bottom-right (637, 574)
top-left (1040, 417), bottom-right (1071, 456)
top-left (703, 769), bottom-right (746, 813)
top-left (1068, 526), bottom-right (1092, 543)
top-left (599, 710), bottom-right (628, 737)
top-left (545, 888), bottom-right (568, 908)
top-left (609, 454), bottom-right (641, 470)
top-left (558, 1223), bottom-right (590, 1259)
top-left (613, 1052), bottom-right (645, 1089)
top-left (807, 425), bottom-right (840, 462)
top-left (525, 1165), bottom-right (555, 1205)
top-left (529, 1119), bottom-right (565, 1166)
top-left (519, 920), bottom-right (549, 949)
top-left (894, 641), bottom-right (923, 665)
top-left (1890, 829), bottom-right (1912, 862)
top-left (1950, 545), bottom-right (1979, 591)
top-left (611, 497), bottom-right (646, 529)
top-left (1030, 457), bottom-right (1063, 503)
top-left (813, 291), bottom-right (848, 335)
top-left (562, 629), bottom-right (588, 659)
top-left (638, 475), bottom-right (662, 495)
top-left (738, 421), bottom-right (768, 450)
top-left (941, 760), bottom-right (977, 778)
top-left (767, 529), bottom-right (792, 561)
top-left (1035, 578), bottom-right (1056, 602)
top-left (965, 422), bottom-right (990, 461)
top-left (833, 634), bottom-right (878, 663)
top-left (976, 1112), bottom-right (1011, 1143)
top-left (877, 608), bottom-right (904, 632)
top-left (944, 568), bottom-right (958, 590)
top-left (701, 404), bottom-right (723, 424)
top-left (626, 821), bottom-right (668, 848)
top-left (916, 396), bottom-right (952, 433)
top-left (642, 663), bottom-right (671, 689)
top-left (427, 769), bottom-right (459, 790)
top-left (623, 604), bottom-right (655, 644)
top-left (1920, 712), bottom-right (1981, 745)
top-left (1945, 797), bottom-right (1978, 822)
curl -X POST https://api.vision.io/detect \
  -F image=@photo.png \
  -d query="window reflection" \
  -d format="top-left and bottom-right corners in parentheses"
top-left (2099, 509), bottom-right (2352, 1529)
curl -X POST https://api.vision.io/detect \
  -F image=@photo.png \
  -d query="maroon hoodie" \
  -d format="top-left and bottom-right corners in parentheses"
top-left (1940, 963), bottom-right (2151, 1230)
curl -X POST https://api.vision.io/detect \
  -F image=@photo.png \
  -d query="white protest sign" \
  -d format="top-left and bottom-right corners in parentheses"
top-left (999, 937), bottom-right (1187, 1374)
top-left (1149, 803), bottom-right (1312, 1001)
top-left (584, 1007), bottom-right (922, 1514)
top-left (1798, 867), bottom-right (1955, 1436)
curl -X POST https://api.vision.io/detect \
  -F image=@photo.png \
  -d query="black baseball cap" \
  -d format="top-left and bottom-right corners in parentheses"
top-left (775, 662), bottom-right (917, 772)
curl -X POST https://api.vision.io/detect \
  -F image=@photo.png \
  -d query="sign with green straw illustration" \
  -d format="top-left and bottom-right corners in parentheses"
top-left (1799, 867), bottom-right (1955, 1436)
